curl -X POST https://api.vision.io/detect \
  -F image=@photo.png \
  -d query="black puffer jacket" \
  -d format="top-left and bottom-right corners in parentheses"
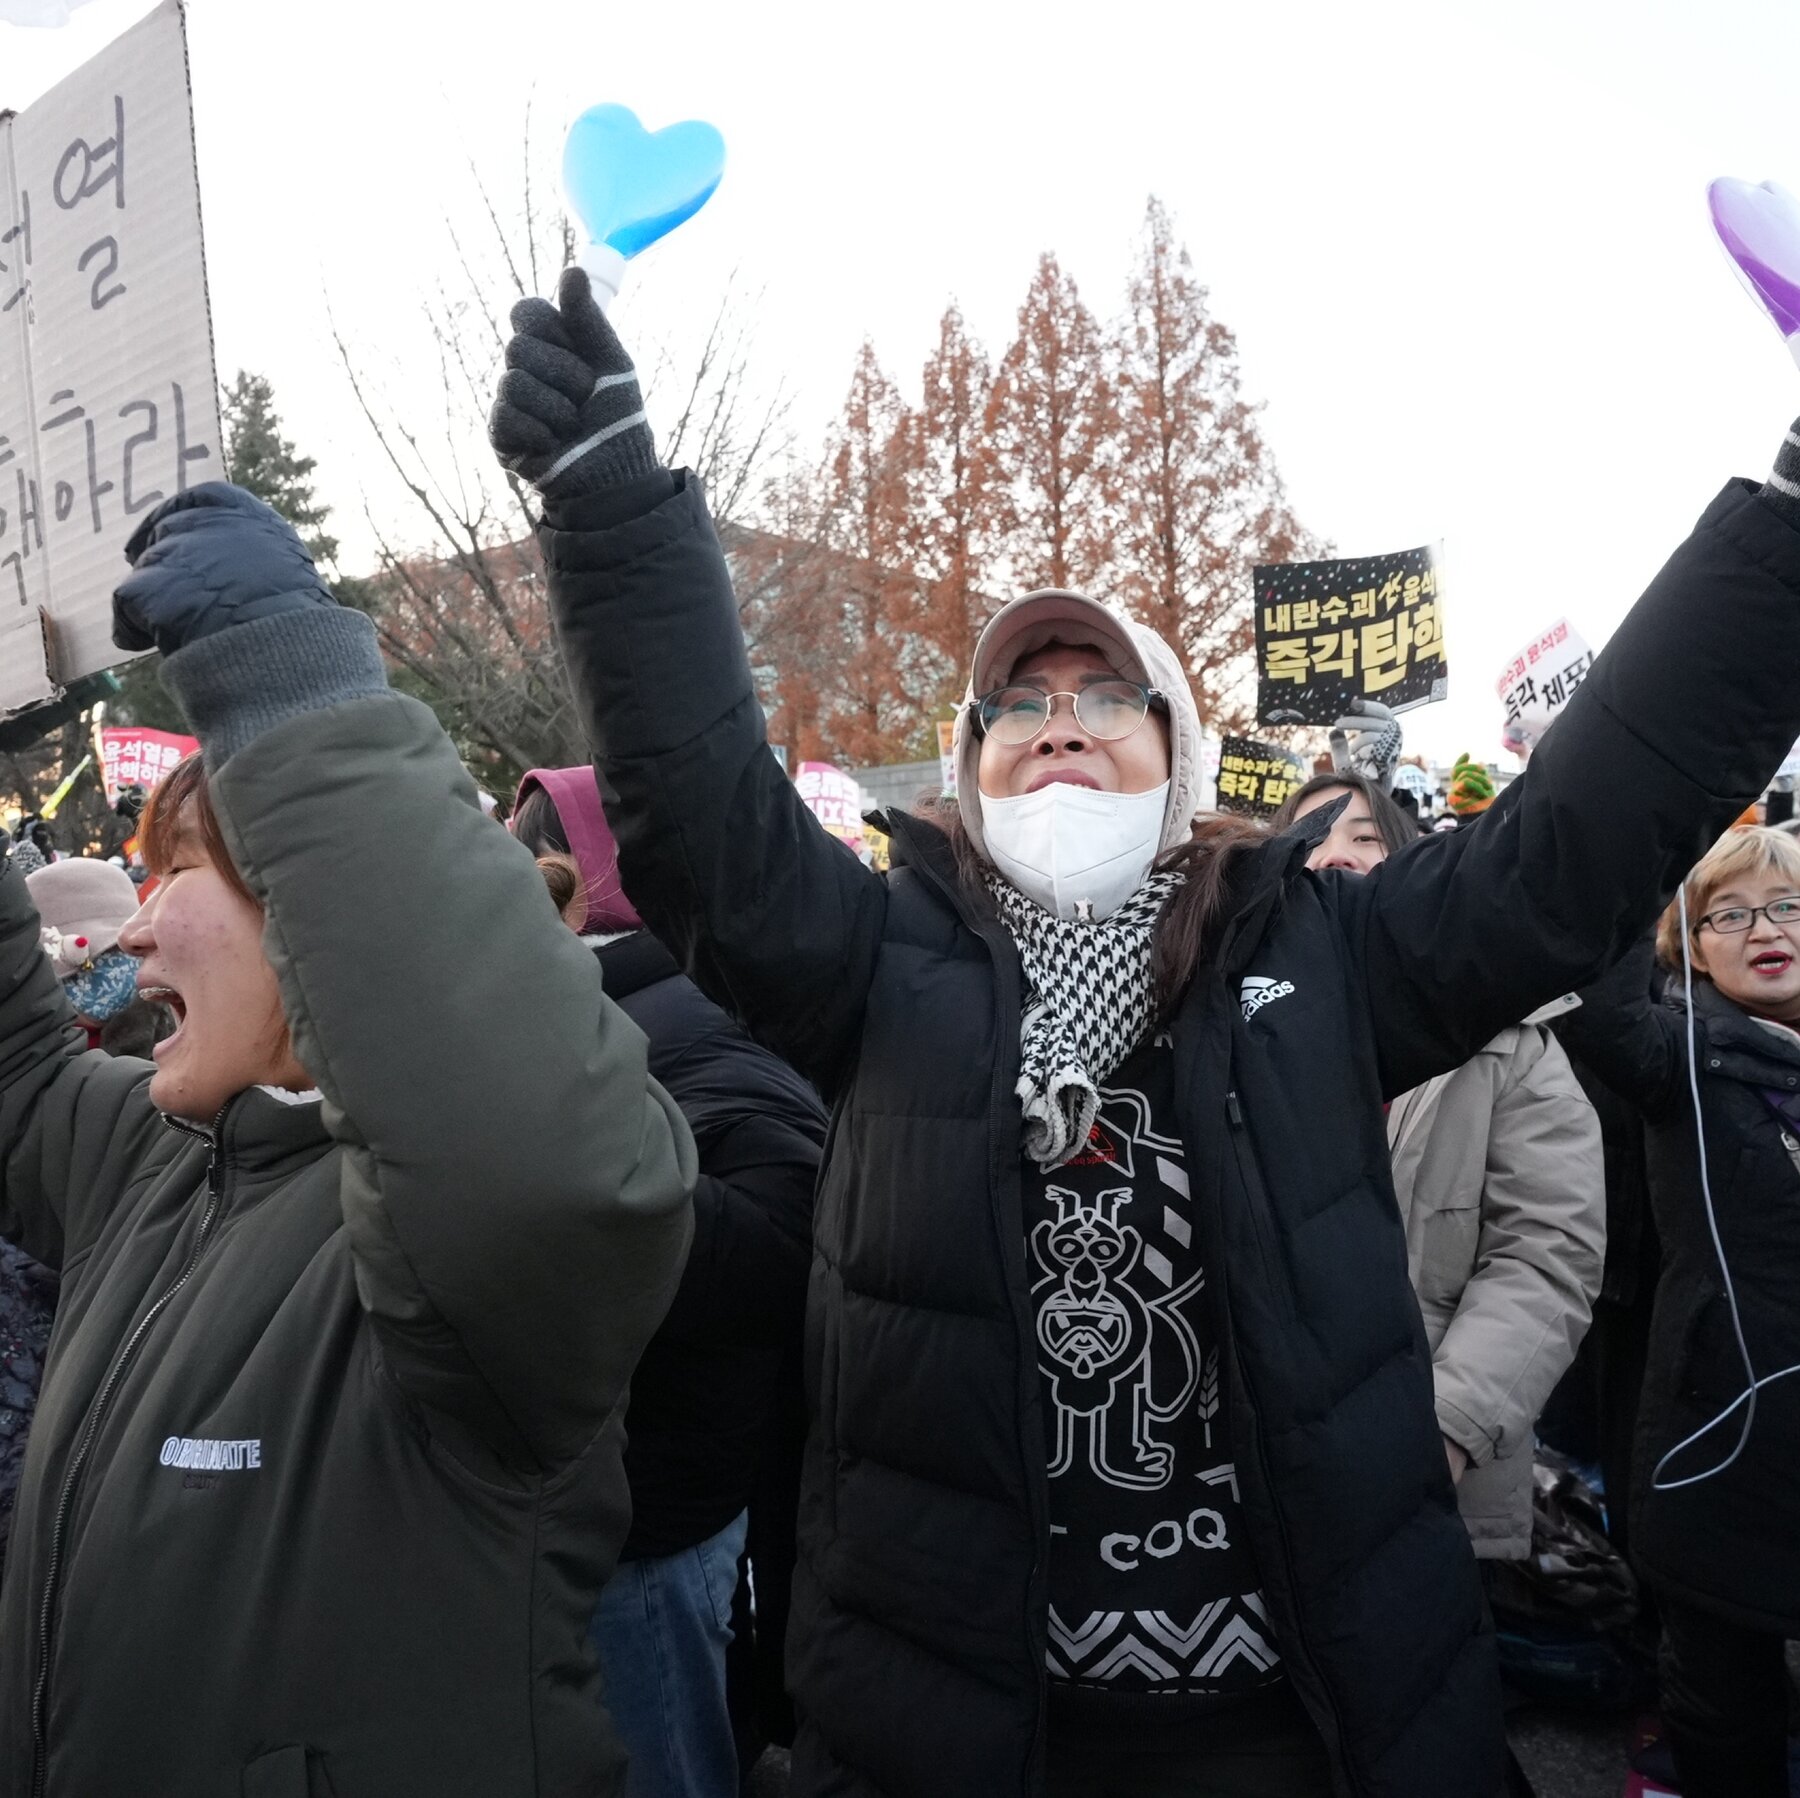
top-left (596, 930), bottom-right (824, 1560)
top-left (1558, 952), bottom-right (1800, 1631)
top-left (542, 469), bottom-right (1800, 1798)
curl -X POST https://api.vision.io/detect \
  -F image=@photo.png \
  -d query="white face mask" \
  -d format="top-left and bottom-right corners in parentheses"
top-left (982, 781), bottom-right (1170, 921)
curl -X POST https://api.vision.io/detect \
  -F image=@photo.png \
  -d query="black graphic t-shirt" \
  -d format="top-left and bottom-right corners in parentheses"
top-left (1026, 1035), bottom-right (1283, 1721)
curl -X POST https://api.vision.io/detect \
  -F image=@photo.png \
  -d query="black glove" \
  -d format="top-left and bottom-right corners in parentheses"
top-left (488, 266), bottom-right (657, 500)
top-left (113, 483), bottom-right (338, 657)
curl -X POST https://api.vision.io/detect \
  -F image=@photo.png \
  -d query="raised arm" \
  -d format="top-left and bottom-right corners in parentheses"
top-left (1552, 935), bottom-right (1686, 1118)
top-left (1346, 461), bottom-right (1800, 1096)
top-left (121, 483), bottom-right (696, 1472)
top-left (489, 271), bottom-right (888, 1096)
top-left (0, 860), bottom-right (165, 1271)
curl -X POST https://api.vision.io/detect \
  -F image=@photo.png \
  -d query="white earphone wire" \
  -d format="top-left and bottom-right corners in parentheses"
top-left (1651, 882), bottom-right (1800, 1490)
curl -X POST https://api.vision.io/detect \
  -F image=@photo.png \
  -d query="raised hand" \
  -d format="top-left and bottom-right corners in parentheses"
top-left (1329, 698), bottom-right (1403, 788)
top-left (488, 267), bottom-right (657, 500)
top-left (113, 484), bottom-right (338, 657)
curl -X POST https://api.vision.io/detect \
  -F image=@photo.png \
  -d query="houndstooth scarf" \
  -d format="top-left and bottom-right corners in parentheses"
top-left (987, 869), bottom-right (1185, 1171)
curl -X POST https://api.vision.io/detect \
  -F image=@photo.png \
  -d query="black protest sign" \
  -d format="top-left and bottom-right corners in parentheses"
top-left (1254, 543), bottom-right (1448, 726)
top-left (1215, 736), bottom-right (1305, 818)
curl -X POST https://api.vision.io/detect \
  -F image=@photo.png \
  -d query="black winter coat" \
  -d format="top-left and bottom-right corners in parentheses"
top-left (542, 470), bottom-right (1800, 1798)
top-left (596, 931), bottom-right (824, 1560)
top-left (1558, 952), bottom-right (1800, 1631)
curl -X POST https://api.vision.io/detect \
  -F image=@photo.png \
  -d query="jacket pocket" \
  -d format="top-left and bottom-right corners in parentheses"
top-left (697, 1518), bottom-right (746, 1633)
top-left (242, 1746), bottom-right (337, 1798)
top-left (1677, 1291), bottom-right (1743, 1407)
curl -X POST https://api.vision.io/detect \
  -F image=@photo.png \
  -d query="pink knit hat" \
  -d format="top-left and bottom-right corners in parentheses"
top-left (510, 766), bottom-right (643, 936)
top-left (27, 858), bottom-right (141, 975)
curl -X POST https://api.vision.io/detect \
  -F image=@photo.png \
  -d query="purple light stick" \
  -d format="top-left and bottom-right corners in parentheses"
top-left (1709, 178), bottom-right (1800, 371)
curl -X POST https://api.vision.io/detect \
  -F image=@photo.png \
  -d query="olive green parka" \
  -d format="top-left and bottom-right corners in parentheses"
top-left (0, 601), bottom-right (694, 1798)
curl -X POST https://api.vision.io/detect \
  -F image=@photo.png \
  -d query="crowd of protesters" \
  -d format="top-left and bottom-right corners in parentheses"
top-left (0, 267), bottom-right (1797, 1798)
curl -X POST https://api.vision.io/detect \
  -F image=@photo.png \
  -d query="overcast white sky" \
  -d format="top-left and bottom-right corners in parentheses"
top-left (8, 0), bottom-right (1800, 766)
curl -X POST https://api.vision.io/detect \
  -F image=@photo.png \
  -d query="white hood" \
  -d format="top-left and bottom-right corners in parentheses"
top-left (952, 589), bottom-right (1205, 863)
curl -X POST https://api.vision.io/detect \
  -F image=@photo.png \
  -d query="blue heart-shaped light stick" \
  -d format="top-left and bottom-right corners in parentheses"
top-left (563, 103), bottom-right (726, 310)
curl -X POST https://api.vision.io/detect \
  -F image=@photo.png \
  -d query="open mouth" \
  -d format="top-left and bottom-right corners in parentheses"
top-left (136, 983), bottom-right (187, 1054)
top-left (1749, 951), bottom-right (1794, 976)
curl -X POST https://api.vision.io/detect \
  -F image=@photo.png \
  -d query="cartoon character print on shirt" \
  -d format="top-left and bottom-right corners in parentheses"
top-left (1031, 1050), bottom-right (1282, 1696)
top-left (1031, 1083), bottom-right (1203, 1491)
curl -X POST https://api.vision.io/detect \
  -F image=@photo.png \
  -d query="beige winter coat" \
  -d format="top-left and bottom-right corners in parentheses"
top-left (1386, 1024), bottom-right (1606, 1558)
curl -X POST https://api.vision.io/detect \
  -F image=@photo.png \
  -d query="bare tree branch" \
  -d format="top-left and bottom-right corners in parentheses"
top-left (331, 116), bottom-right (785, 787)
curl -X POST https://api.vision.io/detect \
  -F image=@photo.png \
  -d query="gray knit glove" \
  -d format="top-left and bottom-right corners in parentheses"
top-left (488, 267), bottom-right (657, 500)
top-left (1763, 419), bottom-right (1800, 530)
top-left (1329, 698), bottom-right (1402, 789)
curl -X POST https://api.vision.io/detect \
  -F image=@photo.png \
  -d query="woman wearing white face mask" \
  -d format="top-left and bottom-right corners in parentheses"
top-left (490, 267), bottom-right (1800, 1798)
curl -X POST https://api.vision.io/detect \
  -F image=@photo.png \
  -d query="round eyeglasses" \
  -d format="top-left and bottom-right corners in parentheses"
top-left (973, 679), bottom-right (1165, 746)
top-left (1696, 897), bottom-right (1800, 936)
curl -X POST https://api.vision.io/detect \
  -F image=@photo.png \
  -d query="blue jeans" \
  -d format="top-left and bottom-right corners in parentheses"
top-left (592, 1511), bottom-right (748, 1798)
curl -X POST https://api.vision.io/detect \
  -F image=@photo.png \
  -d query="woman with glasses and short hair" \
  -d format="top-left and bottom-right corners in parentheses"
top-left (1558, 826), bottom-right (1800, 1798)
top-left (488, 265), bottom-right (1800, 1798)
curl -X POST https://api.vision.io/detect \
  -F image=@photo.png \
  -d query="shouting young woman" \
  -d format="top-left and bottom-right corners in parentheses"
top-left (489, 267), bottom-right (1800, 1798)
top-left (0, 485), bottom-right (694, 1798)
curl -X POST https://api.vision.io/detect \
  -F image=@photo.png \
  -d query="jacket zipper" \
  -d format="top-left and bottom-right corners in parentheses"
top-left (1223, 1087), bottom-right (1359, 1795)
top-left (29, 1106), bottom-right (233, 1798)
top-left (889, 823), bottom-right (1047, 1796)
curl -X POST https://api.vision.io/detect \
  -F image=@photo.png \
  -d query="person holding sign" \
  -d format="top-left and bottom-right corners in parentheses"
top-left (491, 265), bottom-right (1800, 1798)
top-left (0, 485), bottom-right (695, 1798)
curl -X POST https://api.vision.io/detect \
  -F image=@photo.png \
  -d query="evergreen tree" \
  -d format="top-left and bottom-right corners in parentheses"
top-left (221, 370), bottom-right (339, 567)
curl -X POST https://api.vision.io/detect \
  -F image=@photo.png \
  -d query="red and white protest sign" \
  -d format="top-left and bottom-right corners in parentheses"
top-left (1496, 618), bottom-right (1594, 755)
top-left (795, 760), bottom-right (867, 857)
top-left (100, 725), bottom-right (196, 801)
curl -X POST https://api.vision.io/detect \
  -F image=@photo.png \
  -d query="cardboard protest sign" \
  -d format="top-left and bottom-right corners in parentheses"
top-left (1254, 544), bottom-right (1448, 726)
top-left (0, 0), bottom-right (220, 713)
top-left (1495, 618), bottom-right (1593, 755)
top-left (795, 759), bottom-right (868, 859)
top-left (1215, 735), bottom-right (1305, 819)
top-left (99, 723), bottom-right (194, 800)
